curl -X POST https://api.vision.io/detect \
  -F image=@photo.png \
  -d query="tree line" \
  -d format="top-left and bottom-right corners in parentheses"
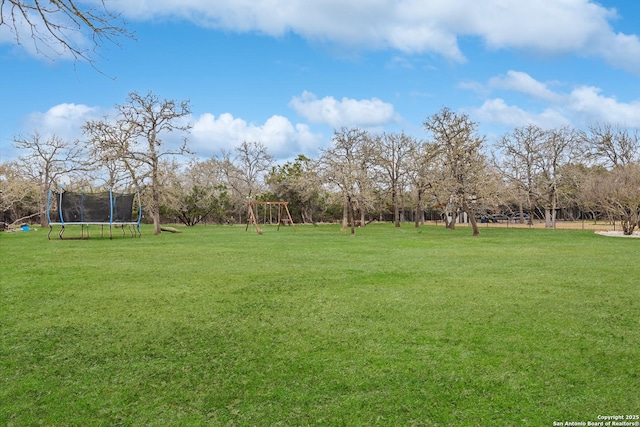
top-left (1, 92), bottom-right (639, 235)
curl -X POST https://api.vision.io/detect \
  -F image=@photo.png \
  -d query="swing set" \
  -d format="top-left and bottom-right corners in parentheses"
top-left (245, 201), bottom-right (295, 233)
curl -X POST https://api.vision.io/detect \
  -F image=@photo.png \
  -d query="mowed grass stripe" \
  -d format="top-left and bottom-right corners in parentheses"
top-left (1, 224), bottom-right (638, 425)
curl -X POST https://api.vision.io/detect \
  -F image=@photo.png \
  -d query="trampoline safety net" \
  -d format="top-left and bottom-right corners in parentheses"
top-left (47, 189), bottom-right (142, 239)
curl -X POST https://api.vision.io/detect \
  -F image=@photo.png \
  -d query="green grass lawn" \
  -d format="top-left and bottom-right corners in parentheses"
top-left (1, 223), bottom-right (639, 426)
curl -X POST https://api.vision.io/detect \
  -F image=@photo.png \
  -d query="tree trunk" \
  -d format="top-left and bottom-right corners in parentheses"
top-left (551, 189), bottom-right (558, 229)
top-left (414, 189), bottom-right (423, 228)
top-left (393, 186), bottom-right (400, 227)
top-left (39, 185), bottom-right (48, 228)
top-left (445, 202), bottom-right (456, 230)
top-left (303, 205), bottom-right (313, 224)
top-left (527, 192), bottom-right (536, 226)
top-left (39, 172), bottom-right (51, 228)
top-left (462, 198), bottom-right (479, 236)
top-left (544, 193), bottom-right (553, 229)
top-left (347, 196), bottom-right (356, 235)
top-left (621, 208), bottom-right (638, 235)
top-left (152, 160), bottom-right (162, 235)
top-left (341, 202), bottom-right (348, 230)
top-left (544, 208), bottom-right (552, 228)
top-left (152, 206), bottom-right (161, 235)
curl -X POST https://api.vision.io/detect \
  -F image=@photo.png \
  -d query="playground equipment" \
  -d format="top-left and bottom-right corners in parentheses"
top-left (47, 189), bottom-right (142, 239)
top-left (245, 201), bottom-right (294, 233)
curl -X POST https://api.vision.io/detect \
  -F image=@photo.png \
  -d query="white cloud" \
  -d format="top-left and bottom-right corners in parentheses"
top-left (458, 80), bottom-right (488, 96)
top-left (190, 112), bottom-right (324, 159)
top-left (110, 0), bottom-right (640, 73)
top-left (0, 103), bottom-right (103, 161)
top-left (289, 91), bottom-right (398, 128)
top-left (25, 103), bottom-right (102, 140)
top-left (464, 1), bottom-right (611, 50)
top-left (470, 71), bottom-right (640, 129)
top-left (488, 71), bottom-right (562, 102)
top-left (4, 0), bottom-right (639, 73)
top-left (584, 29), bottom-right (640, 74)
top-left (11, 103), bottom-right (323, 161)
top-left (568, 86), bottom-right (640, 126)
top-left (472, 98), bottom-right (570, 130)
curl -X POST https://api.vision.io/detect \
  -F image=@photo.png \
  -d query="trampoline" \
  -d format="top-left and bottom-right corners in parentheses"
top-left (47, 189), bottom-right (142, 239)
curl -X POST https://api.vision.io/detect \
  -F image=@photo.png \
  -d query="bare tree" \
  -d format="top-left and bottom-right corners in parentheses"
top-left (583, 123), bottom-right (639, 168)
top-left (231, 141), bottom-right (274, 200)
top-left (0, 160), bottom-right (40, 225)
top-left (423, 107), bottom-right (486, 236)
top-left (580, 164), bottom-right (640, 235)
top-left (372, 132), bottom-right (416, 227)
top-left (495, 124), bottom-right (546, 225)
top-left (13, 132), bottom-right (89, 227)
top-left (83, 91), bottom-right (192, 235)
top-left (320, 127), bottom-right (374, 235)
top-left (405, 140), bottom-right (438, 227)
top-left (537, 127), bottom-right (580, 228)
top-left (216, 141), bottom-right (274, 224)
top-left (84, 117), bottom-right (138, 190)
top-left (580, 125), bottom-right (640, 234)
top-left (267, 154), bottom-right (322, 224)
top-left (188, 157), bottom-right (229, 191)
top-left (0, 0), bottom-right (132, 66)
top-left (606, 164), bottom-right (640, 235)
top-left (217, 152), bottom-right (244, 222)
top-left (158, 159), bottom-right (231, 226)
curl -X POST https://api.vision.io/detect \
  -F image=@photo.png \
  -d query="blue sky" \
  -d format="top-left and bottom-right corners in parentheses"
top-left (1, 0), bottom-right (640, 162)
